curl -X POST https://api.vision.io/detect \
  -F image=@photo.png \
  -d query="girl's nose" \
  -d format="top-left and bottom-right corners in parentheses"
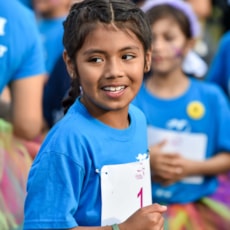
top-left (152, 38), bottom-right (164, 52)
top-left (103, 58), bottom-right (124, 79)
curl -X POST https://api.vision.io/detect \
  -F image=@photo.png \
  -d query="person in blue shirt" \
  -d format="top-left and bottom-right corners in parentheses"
top-left (0, 0), bottom-right (46, 140)
top-left (32, 0), bottom-right (72, 130)
top-left (206, 31), bottom-right (230, 97)
top-left (33, 0), bottom-right (71, 75)
top-left (0, 0), bottom-right (46, 229)
top-left (42, 55), bottom-right (71, 128)
top-left (133, 0), bottom-right (230, 229)
top-left (23, 0), bottom-right (167, 229)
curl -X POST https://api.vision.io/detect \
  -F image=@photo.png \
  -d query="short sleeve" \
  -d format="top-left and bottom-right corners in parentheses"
top-left (24, 152), bottom-right (84, 229)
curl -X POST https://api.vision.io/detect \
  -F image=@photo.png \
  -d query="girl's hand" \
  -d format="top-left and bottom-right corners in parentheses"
top-left (149, 142), bottom-right (195, 186)
top-left (119, 203), bottom-right (167, 230)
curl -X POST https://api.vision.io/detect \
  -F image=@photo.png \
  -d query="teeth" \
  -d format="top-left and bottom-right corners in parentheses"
top-left (103, 86), bottom-right (125, 92)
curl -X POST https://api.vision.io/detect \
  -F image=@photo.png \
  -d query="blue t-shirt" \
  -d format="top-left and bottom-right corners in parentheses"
top-left (24, 99), bottom-right (148, 229)
top-left (0, 0), bottom-right (45, 93)
top-left (37, 16), bottom-right (68, 128)
top-left (18, 0), bottom-right (33, 8)
top-left (43, 56), bottom-right (71, 128)
top-left (206, 31), bottom-right (230, 97)
top-left (133, 78), bottom-right (230, 204)
top-left (38, 17), bottom-right (65, 74)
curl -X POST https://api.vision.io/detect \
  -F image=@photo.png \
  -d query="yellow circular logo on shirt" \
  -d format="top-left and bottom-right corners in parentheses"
top-left (187, 101), bottom-right (205, 120)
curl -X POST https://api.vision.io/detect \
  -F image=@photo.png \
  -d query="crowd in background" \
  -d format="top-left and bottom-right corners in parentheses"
top-left (1, 0), bottom-right (230, 229)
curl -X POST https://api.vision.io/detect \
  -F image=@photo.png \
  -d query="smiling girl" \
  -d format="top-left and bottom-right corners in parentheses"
top-left (23, 0), bottom-right (167, 229)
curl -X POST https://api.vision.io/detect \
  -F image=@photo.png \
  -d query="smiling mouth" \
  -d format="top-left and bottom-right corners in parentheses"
top-left (102, 86), bottom-right (126, 92)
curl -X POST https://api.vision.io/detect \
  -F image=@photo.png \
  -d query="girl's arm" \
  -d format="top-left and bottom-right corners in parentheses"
top-left (69, 204), bottom-right (166, 230)
top-left (150, 143), bottom-right (230, 186)
top-left (184, 152), bottom-right (230, 176)
top-left (11, 74), bottom-right (46, 140)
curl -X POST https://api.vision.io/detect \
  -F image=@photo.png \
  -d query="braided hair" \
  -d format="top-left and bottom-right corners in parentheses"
top-left (62, 0), bottom-right (152, 113)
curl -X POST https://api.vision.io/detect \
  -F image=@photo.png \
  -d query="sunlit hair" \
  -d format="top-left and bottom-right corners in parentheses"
top-left (62, 0), bottom-right (152, 113)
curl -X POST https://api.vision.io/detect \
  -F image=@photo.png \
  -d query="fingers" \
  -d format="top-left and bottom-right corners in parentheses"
top-left (156, 164), bottom-right (183, 176)
top-left (143, 203), bottom-right (167, 213)
top-left (123, 203), bottom-right (166, 230)
top-left (155, 139), bottom-right (167, 148)
top-left (149, 140), bottom-right (167, 153)
top-left (153, 154), bottom-right (183, 175)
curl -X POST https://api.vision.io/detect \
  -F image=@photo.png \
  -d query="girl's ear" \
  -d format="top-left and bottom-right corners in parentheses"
top-left (144, 49), bottom-right (152, 73)
top-left (63, 50), bottom-right (75, 78)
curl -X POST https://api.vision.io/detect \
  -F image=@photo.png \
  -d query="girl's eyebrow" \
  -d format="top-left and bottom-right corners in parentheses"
top-left (83, 46), bottom-right (141, 55)
top-left (120, 46), bottom-right (141, 51)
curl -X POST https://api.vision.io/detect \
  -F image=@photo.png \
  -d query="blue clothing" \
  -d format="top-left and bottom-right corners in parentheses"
top-left (37, 16), bottom-right (69, 127)
top-left (24, 99), bottom-right (148, 229)
top-left (43, 56), bottom-right (71, 128)
top-left (133, 78), bottom-right (230, 204)
top-left (0, 0), bottom-right (45, 93)
top-left (38, 17), bottom-right (65, 74)
top-left (18, 0), bottom-right (33, 8)
top-left (206, 31), bottom-right (230, 97)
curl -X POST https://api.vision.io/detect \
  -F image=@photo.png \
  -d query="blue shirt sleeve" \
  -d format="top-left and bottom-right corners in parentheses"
top-left (24, 152), bottom-right (84, 229)
top-left (214, 86), bottom-right (230, 152)
top-left (206, 32), bottom-right (230, 96)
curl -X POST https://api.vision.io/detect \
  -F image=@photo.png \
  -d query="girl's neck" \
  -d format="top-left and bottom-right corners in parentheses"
top-left (80, 97), bottom-right (130, 129)
top-left (146, 69), bottom-right (189, 99)
top-left (96, 110), bottom-right (130, 129)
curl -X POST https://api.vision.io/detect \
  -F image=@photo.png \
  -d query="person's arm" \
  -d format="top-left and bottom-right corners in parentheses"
top-left (150, 145), bottom-right (230, 186)
top-left (150, 85), bottom-right (230, 186)
top-left (69, 204), bottom-right (166, 230)
top-left (182, 152), bottom-right (230, 176)
top-left (10, 74), bottom-right (46, 140)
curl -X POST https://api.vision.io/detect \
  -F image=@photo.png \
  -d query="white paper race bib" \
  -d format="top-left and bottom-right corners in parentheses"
top-left (100, 157), bottom-right (152, 226)
top-left (148, 126), bottom-right (207, 184)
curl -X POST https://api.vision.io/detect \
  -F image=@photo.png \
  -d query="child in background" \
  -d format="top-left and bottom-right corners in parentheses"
top-left (33, 0), bottom-right (71, 75)
top-left (23, 0), bottom-right (167, 229)
top-left (33, 0), bottom-right (72, 130)
top-left (142, 0), bottom-right (207, 80)
top-left (133, 0), bottom-right (230, 229)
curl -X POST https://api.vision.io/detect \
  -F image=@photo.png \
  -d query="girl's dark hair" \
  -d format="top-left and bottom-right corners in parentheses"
top-left (146, 4), bottom-right (192, 39)
top-left (62, 0), bottom-right (152, 113)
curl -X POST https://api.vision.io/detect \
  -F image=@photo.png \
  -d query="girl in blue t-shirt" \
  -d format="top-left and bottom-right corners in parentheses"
top-left (133, 0), bottom-right (230, 229)
top-left (23, 0), bottom-right (167, 229)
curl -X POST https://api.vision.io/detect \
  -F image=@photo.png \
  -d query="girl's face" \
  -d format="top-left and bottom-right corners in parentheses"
top-left (71, 23), bottom-right (151, 116)
top-left (150, 17), bottom-right (192, 75)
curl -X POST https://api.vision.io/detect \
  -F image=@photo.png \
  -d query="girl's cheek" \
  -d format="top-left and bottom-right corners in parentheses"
top-left (171, 46), bottom-right (183, 58)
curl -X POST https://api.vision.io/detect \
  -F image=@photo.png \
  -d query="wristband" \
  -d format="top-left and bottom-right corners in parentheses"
top-left (112, 224), bottom-right (120, 230)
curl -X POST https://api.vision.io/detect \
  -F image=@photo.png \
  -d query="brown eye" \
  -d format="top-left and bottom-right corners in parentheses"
top-left (89, 57), bottom-right (103, 63)
top-left (164, 34), bottom-right (175, 41)
top-left (122, 54), bottom-right (135, 60)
